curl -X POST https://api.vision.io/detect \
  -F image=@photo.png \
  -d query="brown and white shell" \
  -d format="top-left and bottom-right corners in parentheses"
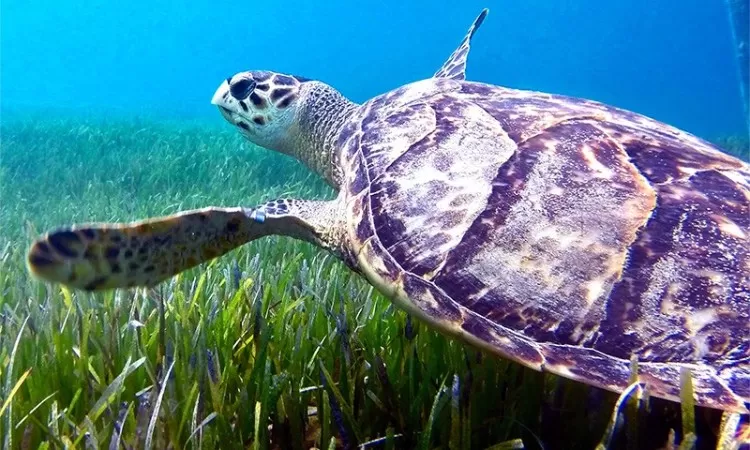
top-left (339, 77), bottom-right (750, 413)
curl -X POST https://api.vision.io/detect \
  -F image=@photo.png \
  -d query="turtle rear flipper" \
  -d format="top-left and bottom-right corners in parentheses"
top-left (434, 8), bottom-right (488, 80)
top-left (27, 207), bottom-right (261, 291)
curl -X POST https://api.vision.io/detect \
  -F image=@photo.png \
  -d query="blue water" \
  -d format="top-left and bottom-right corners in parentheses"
top-left (2, 0), bottom-right (746, 139)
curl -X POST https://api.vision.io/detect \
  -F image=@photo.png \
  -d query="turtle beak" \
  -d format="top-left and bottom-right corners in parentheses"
top-left (211, 80), bottom-right (230, 107)
top-left (211, 81), bottom-right (234, 121)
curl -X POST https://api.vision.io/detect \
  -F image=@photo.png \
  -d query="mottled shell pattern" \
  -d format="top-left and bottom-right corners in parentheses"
top-left (23, 8), bottom-right (749, 415)
top-left (337, 15), bottom-right (750, 412)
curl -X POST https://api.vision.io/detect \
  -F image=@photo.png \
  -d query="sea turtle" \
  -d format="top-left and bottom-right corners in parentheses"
top-left (27, 9), bottom-right (750, 413)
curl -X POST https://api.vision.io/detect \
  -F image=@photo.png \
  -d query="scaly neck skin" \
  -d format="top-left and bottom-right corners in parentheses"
top-left (285, 82), bottom-right (358, 190)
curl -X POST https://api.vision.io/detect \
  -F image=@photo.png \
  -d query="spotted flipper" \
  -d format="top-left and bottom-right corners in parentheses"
top-left (434, 8), bottom-right (488, 80)
top-left (27, 207), bottom-right (264, 291)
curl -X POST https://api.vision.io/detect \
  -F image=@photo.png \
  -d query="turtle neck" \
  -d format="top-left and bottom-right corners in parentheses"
top-left (288, 81), bottom-right (359, 191)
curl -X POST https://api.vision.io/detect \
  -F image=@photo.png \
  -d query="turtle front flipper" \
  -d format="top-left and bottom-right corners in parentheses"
top-left (27, 199), bottom-right (344, 291)
top-left (27, 207), bottom-right (265, 291)
top-left (433, 8), bottom-right (488, 81)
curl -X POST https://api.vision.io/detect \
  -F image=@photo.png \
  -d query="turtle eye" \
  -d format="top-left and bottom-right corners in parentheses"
top-left (229, 78), bottom-right (256, 101)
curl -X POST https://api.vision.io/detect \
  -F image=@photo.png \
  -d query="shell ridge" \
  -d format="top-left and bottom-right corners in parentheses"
top-left (432, 116), bottom-right (660, 351)
top-left (368, 104), bottom-right (437, 184)
top-left (360, 100), bottom-right (439, 182)
top-left (593, 166), bottom-right (749, 368)
top-left (507, 113), bottom-right (611, 148)
top-left (365, 90), bottom-right (517, 278)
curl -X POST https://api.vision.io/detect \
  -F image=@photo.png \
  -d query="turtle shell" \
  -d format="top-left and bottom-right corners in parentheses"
top-left (339, 77), bottom-right (750, 413)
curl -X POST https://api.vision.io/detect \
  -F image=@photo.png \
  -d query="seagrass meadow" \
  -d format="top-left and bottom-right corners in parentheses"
top-left (0, 115), bottom-right (748, 449)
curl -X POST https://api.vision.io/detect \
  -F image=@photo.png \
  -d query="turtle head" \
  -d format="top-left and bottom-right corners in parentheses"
top-left (212, 70), bottom-right (357, 189)
top-left (211, 70), bottom-right (310, 152)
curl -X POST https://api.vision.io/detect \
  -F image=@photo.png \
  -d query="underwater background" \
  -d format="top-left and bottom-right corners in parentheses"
top-left (2, 0), bottom-right (748, 139)
top-left (1, 1), bottom-right (749, 449)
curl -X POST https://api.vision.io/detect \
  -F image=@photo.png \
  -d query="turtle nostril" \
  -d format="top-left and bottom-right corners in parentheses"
top-left (229, 78), bottom-right (256, 101)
